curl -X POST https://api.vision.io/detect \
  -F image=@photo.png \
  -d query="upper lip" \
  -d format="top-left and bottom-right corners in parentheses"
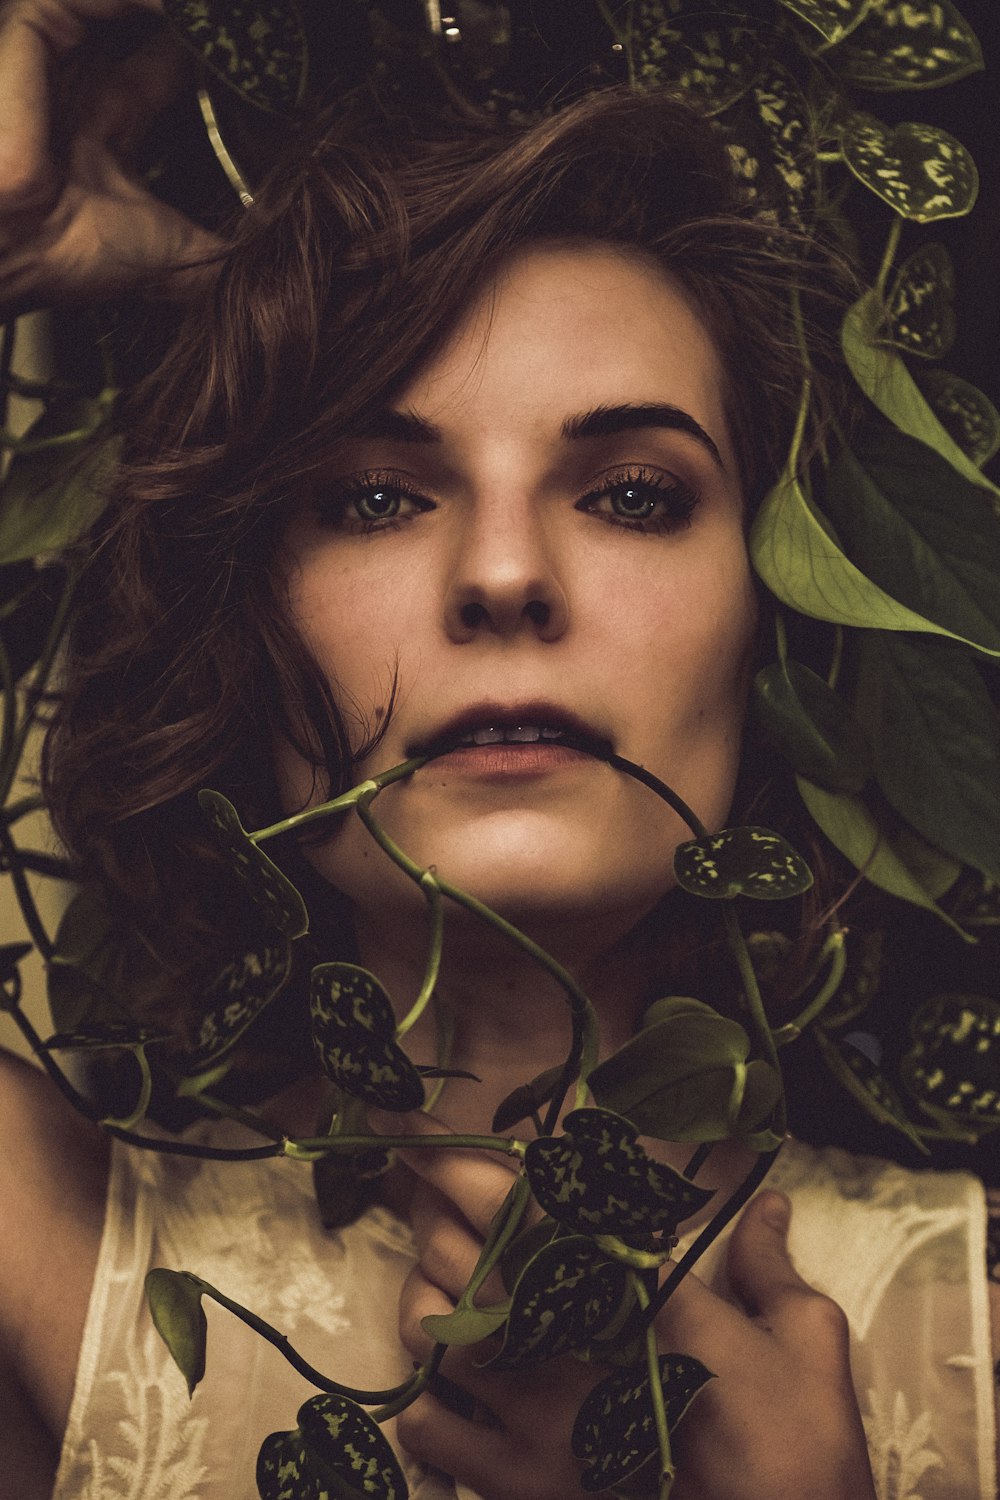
top-left (408, 702), bottom-right (613, 760)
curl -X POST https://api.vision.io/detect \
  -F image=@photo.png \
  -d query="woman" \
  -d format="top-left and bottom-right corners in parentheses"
top-left (0, 3), bottom-right (996, 1498)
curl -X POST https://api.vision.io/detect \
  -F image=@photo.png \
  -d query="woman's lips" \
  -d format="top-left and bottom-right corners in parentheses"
top-left (427, 741), bottom-right (597, 777)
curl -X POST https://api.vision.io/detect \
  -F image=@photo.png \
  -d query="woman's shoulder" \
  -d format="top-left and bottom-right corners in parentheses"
top-left (0, 1048), bottom-right (109, 1452)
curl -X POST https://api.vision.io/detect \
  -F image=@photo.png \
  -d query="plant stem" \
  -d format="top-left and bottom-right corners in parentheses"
top-left (396, 870), bottom-right (444, 1040)
top-left (633, 1274), bottom-right (674, 1498)
top-left (682, 1142), bottom-right (713, 1182)
top-left (371, 1343), bottom-right (447, 1422)
top-left (605, 754), bottom-right (707, 838)
top-left (772, 920), bottom-right (846, 1044)
top-left (185, 1089), bottom-right (287, 1143)
top-left (720, 903), bottom-right (784, 1133)
top-left (644, 1148), bottom-right (779, 1325)
top-left (875, 216), bottom-right (902, 304)
top-left (285, 1132), bottom-right (524, 1158)
top-left (250, 756), bottom-right (429, 844)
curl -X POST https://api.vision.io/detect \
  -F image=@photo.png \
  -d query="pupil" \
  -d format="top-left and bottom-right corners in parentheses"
top-left (360, 488), bottom-right (398, 519)
top-left (612, 484), bottom-right (655, 518)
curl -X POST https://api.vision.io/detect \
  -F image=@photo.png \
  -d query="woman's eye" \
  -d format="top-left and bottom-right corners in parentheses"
top-left (579, 469), bottom-right (699, 534)
top-left (316, 475), bottom-right (432, 532)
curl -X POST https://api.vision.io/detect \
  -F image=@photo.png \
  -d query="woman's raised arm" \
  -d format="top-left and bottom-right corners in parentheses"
top-left (0, 0), bottom-right (219, 314)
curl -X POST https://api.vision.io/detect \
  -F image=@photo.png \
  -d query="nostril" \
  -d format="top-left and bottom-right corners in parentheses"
top-left (460, 600), bottom-right (488, 629)
top-left (525, 599), bottom-right (550, 627)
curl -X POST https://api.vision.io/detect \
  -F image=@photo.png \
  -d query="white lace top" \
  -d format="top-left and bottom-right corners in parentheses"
top-left (51, 1123), bottom-right (996, 1500)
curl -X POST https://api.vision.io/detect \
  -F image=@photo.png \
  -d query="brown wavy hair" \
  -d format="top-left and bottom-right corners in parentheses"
top-left (42, 86), bottom-right (854, 1045)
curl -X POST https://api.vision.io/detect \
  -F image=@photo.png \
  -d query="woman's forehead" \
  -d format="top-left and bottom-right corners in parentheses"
top-left (391, 241), bottom-right (735, 470)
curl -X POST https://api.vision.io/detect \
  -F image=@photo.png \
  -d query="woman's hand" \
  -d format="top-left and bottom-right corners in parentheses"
top-left (0, 0), bottom-right (219, 313)
top-left (376, 1110), bottom-right (877, 1500)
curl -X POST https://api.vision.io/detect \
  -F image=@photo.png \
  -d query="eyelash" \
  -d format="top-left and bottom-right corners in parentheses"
top-left (315, 466), bottom-right (700, 536)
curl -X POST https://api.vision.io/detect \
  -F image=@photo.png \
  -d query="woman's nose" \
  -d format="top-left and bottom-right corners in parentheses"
top-left (443, 496), bottom-right (569, 643)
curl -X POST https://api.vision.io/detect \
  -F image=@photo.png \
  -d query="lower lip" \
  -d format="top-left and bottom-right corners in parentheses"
top-left (427, 743), bottom-right (597, 777)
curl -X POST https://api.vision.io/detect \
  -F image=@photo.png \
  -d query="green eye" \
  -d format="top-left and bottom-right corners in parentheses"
top-left (608, 482), bottom-right (659, 519)
top-left (356, 487), bottom-right (402, 521)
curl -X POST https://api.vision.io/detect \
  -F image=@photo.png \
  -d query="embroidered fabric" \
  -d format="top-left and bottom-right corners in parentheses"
top-left (51, 1123), bottom-right (996, 1500)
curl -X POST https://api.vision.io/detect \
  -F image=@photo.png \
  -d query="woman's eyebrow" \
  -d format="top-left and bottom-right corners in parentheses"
top-left (560, 403), bottom-right (724, 469)
top-left (351, 402), bottom-right (724, 469)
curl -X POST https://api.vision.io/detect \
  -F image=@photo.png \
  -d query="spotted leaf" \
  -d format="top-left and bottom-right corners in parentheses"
top-left (485, 1234), bottom-right (630, 1369)
top-left (815, 1027), bottom-right (926, 1149)
top-left (572, 1355), bottom-right (715, 1490)
top-left (833, 1), bottom-right (983, 91)
top-left (257, 1394), bottom-right (408, 1500)
top-left (841, 113), bottom-right (978, 222)
top-left (886, 242), bottom-right (956, 359)
top-left (901, 993), bottom-right (1000, 1131)
top-left (634, 7), bottom-right (760, 117)
top-left (736, 61), bottom-right (818, 225)
top-left (775, 0), bottom-right (873, 46)
top-left (524, 1108), bottom-right (713, 1238)
top-left (183, 934), bottom-right (293, 1070)
top-left (198, 790), bottom-right (308, 939)
top-left (674, 825), bottom-right (813, 900)
top-left (162, 0), bottom-right (307, 114)
top-left (916, 370), bottom-right (1000, 471)
top-left (310, 962), bottom-right (425, 1112)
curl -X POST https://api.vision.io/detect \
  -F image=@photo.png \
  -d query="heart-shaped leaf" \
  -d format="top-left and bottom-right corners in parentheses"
top-left (796, 777), bottom-right (968, 935)
top-left (856, 632), bottom-right (1000, 880)
top-left (257, 1394), bottom-right (408, 1500)
top-left (833, 1), bottom-right (983, 91)
top-left (45, 1020), bottom-right (171, 1051)
top-left (485, 1234), bottom-right (630, 1369)
top-left (674, 826), bottom-right (813, 901)
top-left (198, 790), bottom-right (308, 939)
top-left (776, 0), bottom-right (873, 46)
top-left (162, 0), bottom-right (308, 115)
top-left (814, 1029), bottom-right (926, 1150)
top-left (145, 1269), bottom-right (207, 1397)
top-left (753, 658), bottom-right (872, 791)
top-left (822, 421), bottom-right (1000, 656)
top-left (886, 243), bottom-right (956, 359)
top-left (917, 370), bottom-right (1000, 470)
top-left (524, 1109), bottom-right (713, 1237)
top-left (588, 999), bottom-right (774, 1144)
top-left (750, 459), bottom-right (999, 653)
top-left (310, 963), bottom-right (425, 1112)
top-left (901, 992), bottom-right (1000, 1131)
top-left (492, 1064), bottom-right (564, 1132)
top-left (841, 113), bottom-right (978, 222)
top-left (572, 1355), bottom-right (714, 1491)
top-left (0, 409), bottom-right (116, 565)
top-left (182, 934), bottom-right (293, 1070)
top-left (421, 1302), bottom-right (510, 1348)
top-left (634, 7), bottom-right (759, 116)
top-left (737, 61), bottom-right (817, 226)
top-left (842, 290), bottom-right (999, 498)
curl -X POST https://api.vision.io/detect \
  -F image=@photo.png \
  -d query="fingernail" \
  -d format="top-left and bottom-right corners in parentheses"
top-left (759, 1190), bottom-right (791, 1233)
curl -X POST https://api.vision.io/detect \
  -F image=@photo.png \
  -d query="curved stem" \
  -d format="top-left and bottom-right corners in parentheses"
top-left (772, 920), bottom-right (846, 1045)
top-left (875, 217), bottom-right (902, 304)
top-left (250, 757), bottom-right (429, 844)
top-left (721, 903), bottom-right (785, 1134)
top-left (605, 754), bottom-right (707, 839)
top-left (633, 1273), bottom-right (674, 1499)
top-left (396, 870), bottom-right (444, 1040)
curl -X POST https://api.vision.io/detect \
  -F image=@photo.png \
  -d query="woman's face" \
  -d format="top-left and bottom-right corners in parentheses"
top-left (278, 242), bottom-right (757, 953)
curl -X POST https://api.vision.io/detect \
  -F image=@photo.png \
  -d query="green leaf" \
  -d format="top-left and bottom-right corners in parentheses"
top-left (523, 1109), bottom-right (714, 1238)
top-left (572, 1355), bottom-right (715, 1491)
top-left (832, 1), bottom-right (984, 90)
top-left (775, 0), bottom-right (874, 46)
top-left (145, 1269), bottom-right (207, 1397)
top-left (901, 992), bottom-right (1000, 1132)
top-left (310, 963), bottom-right (425, 1112)
top-left (257, 1394), bottom-right (408, 1500)
top-left (421, 1303), bottom-right (510, 1347)
top-left (737, 61), bottom-right (818, 226)
top-left (814, 1029), bottom-right (927, 1150)
top-left (182, 934), bottom-right (292, 1069)
top-left (588, 999), bottom-right (770, 1143)
top-left (749, 460), bottom-right (999, 653)
top-left (840, 113), bottom-right (978, 221)
top-left (634, 7), bottom-right (760, 116)
top-left (917, 369), bottom-right (1000, 470)
top-left (198, 790), bottom-right (309, 939)
top-left (674, 825), bottom-right (813, 900)
top-left (486, 1235), bottom-right (630, 1369)
top-left (842, 290), bottom-right (999, 496)
top-left (753, 659), bottom-right (872, 791)
top-left (0, 409), bottom-right (116, 565)
top-left (162, 0), bottom-right (307, 115)
top-left (856, 632), bottom-right (1000, 880)
top-left (491, 1064), bottom-right (564, 1132)
top-left (822, 422), bottom-right (1000, 656)
top-left (45, 1020), bottom-right (170, 1051)
top-left (795, 777), bottom-right (970, 936)
top-left (886, 242), bottom-right (956, 359)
